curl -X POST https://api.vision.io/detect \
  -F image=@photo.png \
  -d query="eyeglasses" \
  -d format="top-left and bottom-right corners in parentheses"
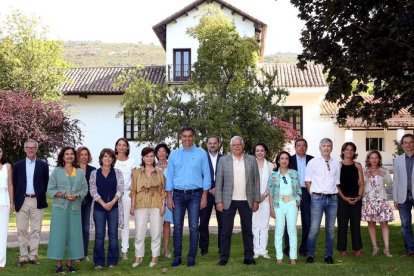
top-left (325, 160), bottom-right (330, 171)
top-left (282, 176), bottom-right (288, 184)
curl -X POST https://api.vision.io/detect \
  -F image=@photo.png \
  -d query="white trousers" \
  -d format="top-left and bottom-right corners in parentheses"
top-left (134, 208), bottom-right (163, 257)
top-left (0, 205), bottom-right (9, 267)
top-left (121, 192), bottom-right (131, 253)
top-left (252, 201), bottom-right (270, 255)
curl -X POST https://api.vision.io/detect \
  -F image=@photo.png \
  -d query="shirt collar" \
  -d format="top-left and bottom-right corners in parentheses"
top-left (26, 158), bottom-right (36, 164)
top-left (232, 154), bottom-right (244, 161)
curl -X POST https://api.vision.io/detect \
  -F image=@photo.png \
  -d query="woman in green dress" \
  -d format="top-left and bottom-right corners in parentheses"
top-left (47, 146), bottom-right (88, 273)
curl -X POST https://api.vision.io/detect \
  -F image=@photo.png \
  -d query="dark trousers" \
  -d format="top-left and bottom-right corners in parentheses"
top-left (199, 192), bottom-right (223, 251)
top-left (284, 187), bottom-right (311, 255)
top-left (81, 201), bottom-right (92, 257)
top-left (336, 197), bottom-right (362, 251)
top-left (220, 200), bottom-right (253, 261)
top-left (93, 207), bottom-right (119, 267)
top-left (398, 191), bottom-right (414, 253)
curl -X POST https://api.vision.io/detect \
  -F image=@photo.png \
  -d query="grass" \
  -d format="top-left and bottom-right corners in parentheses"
top-left (2, 225), bottom-right (413, 275)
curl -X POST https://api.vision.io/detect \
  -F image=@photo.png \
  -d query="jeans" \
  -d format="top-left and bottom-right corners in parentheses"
top-left (307, 194), bottom-right (338, 257)
top-left (199, 192), bottom-right (222, 251)
top-left (173, 191), bottom-right (201, 260)
top-left (220, 200), bottom-right (254, 261)
top-left (81, 201), bottom-right (92, 257)
top-left (93, 208), bottom-right (119, 266)
top-left (398, 191), bottom-right (414, 253)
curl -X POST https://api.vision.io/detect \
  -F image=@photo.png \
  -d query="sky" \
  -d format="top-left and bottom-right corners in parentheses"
top-left (0, 0), bottom-right (304, 55)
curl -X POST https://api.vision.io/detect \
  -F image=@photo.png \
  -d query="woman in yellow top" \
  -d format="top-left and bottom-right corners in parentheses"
top-left (130, 147), bottom-right (166, 268)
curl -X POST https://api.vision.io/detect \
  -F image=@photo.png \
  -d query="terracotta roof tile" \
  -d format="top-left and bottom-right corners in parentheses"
top-left (259, 63), bottom-right (327, 88)
top-left (61, 66), bottom-right (165, 95)
top-left (320, 95), bottom-right (414, 128)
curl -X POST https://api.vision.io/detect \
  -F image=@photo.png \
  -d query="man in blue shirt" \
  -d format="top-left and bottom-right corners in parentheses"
top-left (166, 126), bottom-right (211, 267)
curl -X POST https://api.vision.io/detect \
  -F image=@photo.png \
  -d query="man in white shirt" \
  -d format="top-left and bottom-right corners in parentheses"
top-left (304, 138), bottom-right (340, 264)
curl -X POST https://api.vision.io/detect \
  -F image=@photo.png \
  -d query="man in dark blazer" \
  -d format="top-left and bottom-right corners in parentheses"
top-left (13, 139), bottom-right (49, 266)
top-left (199, 136), bottom-right (223, 256)
top-left (216, 136), bottom-right (260, 266)
top-left (284, 138), bottom-right (314, 257)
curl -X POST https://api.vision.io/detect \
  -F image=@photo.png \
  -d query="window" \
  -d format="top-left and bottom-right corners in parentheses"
top-left (124, 109), bottom-right (153, 141)
top-left (366, 138), bottom-right (383, 151)
top-left (283, 106), bottom-right (303, 137)
top-left (173, 49), bottom-right (191, 81)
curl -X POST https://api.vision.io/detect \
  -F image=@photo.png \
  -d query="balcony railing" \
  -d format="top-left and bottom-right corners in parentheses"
top-left (167, 64), bottom-right (191, 83)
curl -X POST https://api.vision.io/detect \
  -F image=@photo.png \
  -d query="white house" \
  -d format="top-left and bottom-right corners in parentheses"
top-left (62, 0), bottom-right (413, 167)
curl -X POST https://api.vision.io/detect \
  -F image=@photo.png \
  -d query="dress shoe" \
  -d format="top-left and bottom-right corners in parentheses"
top-left (66, 264), bottom-right (76, 272)
top-left (402, 252), bottom-right (414, 257)
top-left (217, 259), bottom-right (228, 266)
top-left (187, 257), bottom-right (196, 267)
top-left (324, 256), bottom-right (334, 264)
top-left (243, 259), bottom-right (256, 265)
top-left (305, 256), bottom-right (314, 264)
top-left (171, 258), bottom-right (182, 267)
top-left (200, 248), bottom-right (208, 256)
top-left (29, 256), bottom-right (40, 265)
top-left (55, 266), bottom-right (64, 274)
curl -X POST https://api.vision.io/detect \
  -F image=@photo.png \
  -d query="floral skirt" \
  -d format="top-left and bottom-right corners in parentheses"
top-left (361, 198), bottom-right (394, 223)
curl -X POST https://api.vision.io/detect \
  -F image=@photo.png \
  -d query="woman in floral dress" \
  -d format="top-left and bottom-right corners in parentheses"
top-left (361, 150), bottom-right (394, 257)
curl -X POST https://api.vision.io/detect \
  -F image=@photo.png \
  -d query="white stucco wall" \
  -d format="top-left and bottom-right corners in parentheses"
top-left (165, 2), bottom-right (256, 75)
top-left (284, 87), bottom-right (345, 159)
top-left (64, 95), bottom-right (144, 167)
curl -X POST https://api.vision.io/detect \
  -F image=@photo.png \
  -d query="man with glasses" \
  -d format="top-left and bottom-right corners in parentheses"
top-left (304, 138), bottom-right (340, 264)
top-left (13, 139), bottom-right (49, 266)
top-left (166, 126), bottom-right (211, 267)
top-left (215, 136), bottom-right (260, 266)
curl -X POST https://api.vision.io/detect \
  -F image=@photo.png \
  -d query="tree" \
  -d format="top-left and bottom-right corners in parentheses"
top-left (118, 6), bottom-right (297, 155)
top-left (187, 6), bottom-right (293, 155)
top-left (0, 90), bottom-right (83, 164)
top-left (291, 0), bottom-right (414, 125)
top-left (0, 11), bottom-right (69, 100)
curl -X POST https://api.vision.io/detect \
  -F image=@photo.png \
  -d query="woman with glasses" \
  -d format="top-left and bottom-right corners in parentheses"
top-left (361, 150), bottom-right (394, 257)
top-left (268, 151), bottom-right (301, 265)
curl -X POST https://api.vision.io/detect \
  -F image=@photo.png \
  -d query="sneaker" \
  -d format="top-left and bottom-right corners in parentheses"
top-left (262, 253), bottom-right (271, 259)
top-left (83, 256), bottom-right (90, 261)
top-left (94, 265), bottom-right (103, 270)
top-left (121, 252), bottom-right (128, 260)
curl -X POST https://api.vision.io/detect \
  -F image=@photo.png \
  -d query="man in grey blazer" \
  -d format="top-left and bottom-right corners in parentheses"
top-left (393, 133), bottom-right (414, 256)
top-left (215, 136), bottom-right (260, 266)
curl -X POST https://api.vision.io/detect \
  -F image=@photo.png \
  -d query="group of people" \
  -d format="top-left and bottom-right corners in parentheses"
top-left (0, 130), bottom-right (414, 271)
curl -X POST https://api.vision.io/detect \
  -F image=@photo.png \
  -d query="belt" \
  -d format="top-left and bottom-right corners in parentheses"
top-left (280, 195), bottom-right (294, 203)
top-left (312, 192), bottom-right (337, 198)
top-left (24, 194), bottom-right (36, 198)
top-left (173, 188), bottom-right (203, 194)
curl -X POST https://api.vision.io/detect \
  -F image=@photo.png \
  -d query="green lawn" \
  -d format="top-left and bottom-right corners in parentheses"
top-left (3, 225), bottom-right (412, 275)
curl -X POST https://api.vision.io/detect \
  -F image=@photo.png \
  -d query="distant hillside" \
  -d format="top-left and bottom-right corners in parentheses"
top-left (63, 41), bottom-right (299, 67)
top-left (63, 41), bottom-right (165, 67)
top-left (264, 52), bottom-right (299, 64)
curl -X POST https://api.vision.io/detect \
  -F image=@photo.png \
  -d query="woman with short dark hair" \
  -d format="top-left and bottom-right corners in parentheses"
top-left (89, 148), bottom-right (125, 269)
top-left (130, 147), bottom-right (166, 268)
top-left (47, 146), bottom-right (88, 273)
top-left (155, 143), bottom-right (172, 258)
top-left (337, 142), bottom-right (364, 257)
